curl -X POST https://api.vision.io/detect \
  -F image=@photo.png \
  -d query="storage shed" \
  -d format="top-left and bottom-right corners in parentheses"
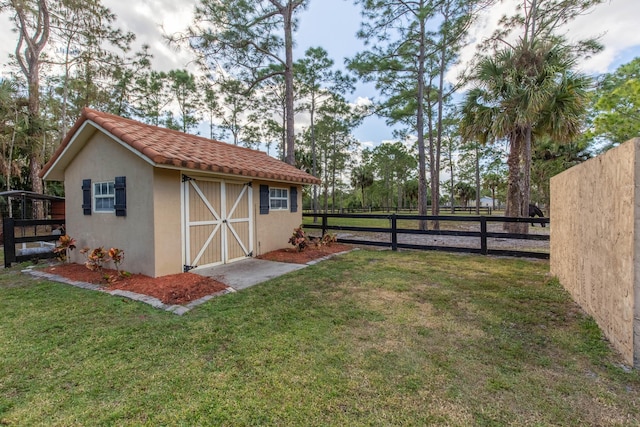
top-left (41, 108), bottom-right (320, 277)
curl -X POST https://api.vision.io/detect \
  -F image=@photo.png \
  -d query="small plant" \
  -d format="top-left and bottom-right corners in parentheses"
top-left (288, 226), bottom-right (308, 252)
top-left (53, 235), bottom-right (76, 262)
top-left (319, 233), bottom-right (337, 246)
top-left (108, 248), bottom-right (125, 274)
top-left (81, 247), bottom-right (108, 272)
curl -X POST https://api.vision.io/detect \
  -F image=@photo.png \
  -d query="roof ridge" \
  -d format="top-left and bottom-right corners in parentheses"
top-left (42, 108), bottom-right (320, 185)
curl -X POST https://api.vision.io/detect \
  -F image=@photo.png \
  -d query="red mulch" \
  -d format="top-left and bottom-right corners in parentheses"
top-left (43, 244), bottom-right (351, 305)
top-left (257, 243), bottom-right (352, 264)
top-left (44, 263), bottom-right (228, 305)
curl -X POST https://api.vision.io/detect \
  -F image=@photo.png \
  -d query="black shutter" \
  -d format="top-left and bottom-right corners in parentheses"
top-left (290, 186), bottom-right (298, 213)
top-left (82, 179), bottom-right (91, 215)
top-left (114, 176), bottom-right (126, 217)
top-left (259, 185), bottom-right (269, 215)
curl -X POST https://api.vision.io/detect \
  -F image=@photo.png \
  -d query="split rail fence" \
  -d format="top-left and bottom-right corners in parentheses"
top-left (303, 213), bottom-right (549, 259)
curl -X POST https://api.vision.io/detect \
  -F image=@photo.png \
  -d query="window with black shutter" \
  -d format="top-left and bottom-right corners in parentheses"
top-left (290, 186), bottom-right (298, 213)
top-left (114, 176), bottom-right (126, 217)
top-left (259, 184), bottom-right (269, 214)
top-left (82, 179), bottom-right (92, 215)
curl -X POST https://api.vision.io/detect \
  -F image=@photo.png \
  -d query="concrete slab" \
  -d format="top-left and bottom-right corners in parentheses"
top-left (193, 258), bottom-right (307, 291)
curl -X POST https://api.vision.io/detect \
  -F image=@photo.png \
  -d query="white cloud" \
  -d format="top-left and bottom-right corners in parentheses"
top-left (353, 96), bottom-right (373, 107)
top-left (105, 0), bottom-right (197, 72)
top-left (449, 0), bottom-right (640, 84)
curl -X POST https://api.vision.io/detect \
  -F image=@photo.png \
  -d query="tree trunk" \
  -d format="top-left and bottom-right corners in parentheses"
top-left (416, 9), bottom-right (428, 230)
top-left (7, 108), bottom-right (18, 191)
top-left (283, 5), bottom-right (295, 165)
top-left (13, 0), bottom-right (50, 219)
top-left (474, 143), bottom-right (480, 215)
top-left (311, 95), bottom-right (318, 220)
top-left (433, 2), bottom-right (449, 225)
top-left (504, 130), bottom-right (528, 233)
top-left (331, 134), bottom-right (337, 213)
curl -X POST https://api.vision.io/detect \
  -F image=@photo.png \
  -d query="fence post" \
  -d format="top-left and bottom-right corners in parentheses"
top-left (3, 217), bottom-right (15, 268)
top-left (321, 213), bottom-right (327, 237)
top-left (391, 214), bottom-right (397, 251)
top-left (480, 216), bottom-right (488, 255)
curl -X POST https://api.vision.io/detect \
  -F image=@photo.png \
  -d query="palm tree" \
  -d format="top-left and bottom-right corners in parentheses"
top-left (460, 39), bottom-right (590, 232)
top-left (482, 172), bottom-right (505, 210)
top-left (454, 182), bottom-right (475, 207)
top-left (350, 165), bottom-right (374, 209)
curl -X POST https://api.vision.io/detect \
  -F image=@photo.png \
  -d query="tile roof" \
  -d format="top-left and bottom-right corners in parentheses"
top-left (41, 108), bottom-right (321, 185)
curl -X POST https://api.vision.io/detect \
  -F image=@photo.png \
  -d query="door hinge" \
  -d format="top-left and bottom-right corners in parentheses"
top-left (184, 264), bottom-right (196, 272)
top-left (182, 174), bottom-right (194, 183)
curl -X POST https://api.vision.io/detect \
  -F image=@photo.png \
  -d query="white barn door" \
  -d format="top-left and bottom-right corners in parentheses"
top-left (182, 176), bottom-right (253, 271)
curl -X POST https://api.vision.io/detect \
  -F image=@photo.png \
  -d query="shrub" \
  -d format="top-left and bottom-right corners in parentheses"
top-left (319, 233), bottom-right (337, 246)
top-left (108, 248), bottom-right (125, 274)
top-left (288, 226), bottom-right (308, 252)
top-left (81, 247), bottom-right (108, 272)
top-left (53, 235), bottom-right (76, 262)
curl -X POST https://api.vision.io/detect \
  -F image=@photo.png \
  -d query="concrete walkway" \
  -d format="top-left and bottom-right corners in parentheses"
top-left (193, 258), bottom-right (307, 291)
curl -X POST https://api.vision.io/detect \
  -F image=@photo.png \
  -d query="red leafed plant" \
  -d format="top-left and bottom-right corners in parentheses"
top-left (108, 247), bottom-right (125, 274)
top-left (81, 247), bottom-right (108, 272)
top-left (288, 226), bottom-right (308, 252)
top-left (53, 235), bottom-right (76, 262)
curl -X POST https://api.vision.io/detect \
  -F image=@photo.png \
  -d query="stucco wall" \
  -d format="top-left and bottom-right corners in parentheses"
top-left (550, 138), bottom-right (640, 367)
top-left (152, 168), bottom-right (183, 276)
top-left (64, 132), bottom-right (158, 277)
top-left (253, 181), bottom-right (303, 256)
top-left (63, 134), bottom-right (307, 276)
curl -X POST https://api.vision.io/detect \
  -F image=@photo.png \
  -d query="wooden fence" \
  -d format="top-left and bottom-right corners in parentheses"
top-left (3, 218), bottom-right (65, 267)
top-left (302, 213), bottom-right (549, 259)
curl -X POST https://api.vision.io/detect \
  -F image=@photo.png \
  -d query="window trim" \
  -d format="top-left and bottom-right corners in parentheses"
top-left (93, 180), bottom-right (115, 213)
top-left (269, 187), bottom-right (289, 211)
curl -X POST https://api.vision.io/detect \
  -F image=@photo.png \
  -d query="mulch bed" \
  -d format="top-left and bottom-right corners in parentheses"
top-left (256, 243), bottom-right (352, 264)
top-left (43, 244), bottom-right (352, 305)
top-left (44, 263), bottom-right (228, 305)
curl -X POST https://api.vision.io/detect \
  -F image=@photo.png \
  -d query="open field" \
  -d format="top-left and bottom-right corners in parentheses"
top-left (1, 250), bottom-right (638, 425)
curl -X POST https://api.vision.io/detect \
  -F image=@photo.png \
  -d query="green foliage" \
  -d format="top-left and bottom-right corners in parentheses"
top-left (460, 39), bottom-right (591, 223)
top-left (592, 57), bottom-right (640, 148)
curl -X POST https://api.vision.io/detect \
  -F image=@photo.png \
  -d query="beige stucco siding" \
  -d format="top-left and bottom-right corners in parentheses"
top-left (253, 181), bottom-right (303, 255)
top-left (152, 168), bottom-right (183, 276)
top-left (64, 132), bottom-right (157, 277)
top-left (62, 132), bottom-right (308, 276)
top-left (550, 138), bottom-right (639, 366)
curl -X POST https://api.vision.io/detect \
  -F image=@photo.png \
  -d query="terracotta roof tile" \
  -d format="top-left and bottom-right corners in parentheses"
top-left (42, 108), bottom-right (321, 185)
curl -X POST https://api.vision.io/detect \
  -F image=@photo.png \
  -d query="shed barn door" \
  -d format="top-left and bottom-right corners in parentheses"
top-left (183, 176), bottom-right (253, 271)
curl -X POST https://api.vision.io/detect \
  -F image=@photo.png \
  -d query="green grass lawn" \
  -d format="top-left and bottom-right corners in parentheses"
top-left (1, 251), bottom-right (638, 425)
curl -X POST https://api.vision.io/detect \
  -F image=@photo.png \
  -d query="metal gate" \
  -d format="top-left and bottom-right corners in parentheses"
top-left (182, 175), bottom-right (253, 271)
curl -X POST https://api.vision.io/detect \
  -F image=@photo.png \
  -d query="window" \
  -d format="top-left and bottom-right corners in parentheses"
top-left (269, 187), bottom-right (288, 210)
top-left (94, 181), bottom-right (115, 212)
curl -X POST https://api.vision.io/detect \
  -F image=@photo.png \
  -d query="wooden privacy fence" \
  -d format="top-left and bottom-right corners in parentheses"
top-left (303, 213), bottom-right (549, 259)
top-left (3, 218), bottom-right (65, 267)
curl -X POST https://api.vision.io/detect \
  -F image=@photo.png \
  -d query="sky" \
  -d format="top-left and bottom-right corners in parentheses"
top-left (1, 0), bottom-right (639, 148)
